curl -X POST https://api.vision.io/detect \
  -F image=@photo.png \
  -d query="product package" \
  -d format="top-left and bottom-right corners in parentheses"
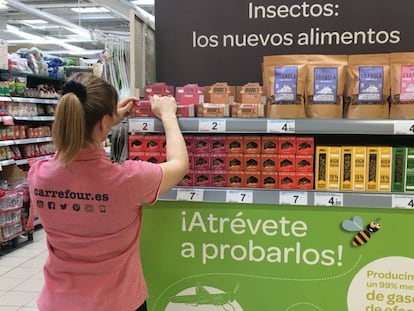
top-left (391, 147), bottom-right (407, 192)
top-left (263, 55), bottom-right (307, 119)
top-left (232, 83), bottom-right (266, 118)
top-left (344, 54), bottom-right (390, 119)
top-left (305, 55), bottom-right (347, 118)
top-left (390, 52), bottom-right (414, 119)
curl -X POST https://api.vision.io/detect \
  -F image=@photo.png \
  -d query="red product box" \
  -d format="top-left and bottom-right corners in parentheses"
top-left (188, 154), bottom-right (194, 170)
top-left (226, 136), bottom-right (244, 153)
top-left (245, 171), bottom-right (261, 188)
top-left (278, 154), bottom-right (296, 172)
top-left (194, 153), bottom-right (210, 170)
top-left (195, 170), bottom-right (211, 187)
top-left (129, 152), bottom-right (145, 161)
top-left (211, 170), bottom-right (227, 187)
top-left (244, 153), bottom-right (261, 171)
top-left (159, 136), bottom-right (166, 153)
top-left (296, 137), bottom-right (314, 155)
top-left (296, 154), bottom-right (314, 172)
top-left (296, 172), bottom-right (314, 190)
top-left (130, 100), bottom-right (155, 117)
top-left (262, 172), bottom-right (279, 189)
top-left (143, 152), bottom-right (162, 164)
top-left (160, 153), bottom-right (167, 163)
top-left (210, 136), bottom-right (226, 153)
top-left (244, 136), bottom-right (262, 154)
top-left (144, 82), bottom-right (174, 99)
top-left (183, 135), bottom-right (194, 153)
top-left (176, 104), bottom-right (195, 117)
top-left (261, 154), bottom-right (278, 172)
top-left (129, 135), bottom-right (146, 152)
top-left (178, 170), bottom-right (195, 187)
top-left (278, 173), bottom-right (297, 189)
top-left (194, 136), bottom-right (211, 153)
top-left (262, 136), bottom-right (279, 154)
top-left (227, 171), bottom-right (245, 188)
top-left (211, 153), bottom-right (226, 170)
top-left (278, 136), bottom-right (297, 154)
top-left (175, 84), bottom-right (203, 105)
top-left (227, 153), bottom-right (244, 171)
top-left (145, 135), bottom-right (162, 152)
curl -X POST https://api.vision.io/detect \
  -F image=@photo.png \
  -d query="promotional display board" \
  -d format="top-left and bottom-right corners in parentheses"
top-left (141, 201), bottom-right (414, 311)
top-left (155, 0), bottom-right (414, 85)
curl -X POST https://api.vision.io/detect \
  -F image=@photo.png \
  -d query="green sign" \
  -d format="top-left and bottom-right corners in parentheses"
top-left (141, 201), bottom-right (414, 311)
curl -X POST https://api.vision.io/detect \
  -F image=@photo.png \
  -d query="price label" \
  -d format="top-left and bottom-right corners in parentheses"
top-left (392, 195), bottom-right (414, 209)
top-left (314, 192), bottom-right (343, 207)
top-left (199, 119), bottom-right (227, 132)
top-left (2, 116), bottom-right (14, 126)
top-left (226, 190), bottom-right (253, 203)
top-left (176, 189), bottom-right (204, 202)
top-left (279, 191), bottom-right (308, 205)
top-left (129, 119), bottom-right (155, 133)
top-left (394, 121), bottom-right (414, 135)
top-left (267, 120), bottom-right (295, 133)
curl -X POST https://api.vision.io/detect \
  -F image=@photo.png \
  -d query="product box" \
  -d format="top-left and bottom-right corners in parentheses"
top-left (196, 103), bottom-right (230, 118)
top-left (327, 146), bottom-right (341, 191)
top-left (296, 172), bottom-right (314, 190)
top-left (183, 135), bottom-right (194, 153)
top-left (261, 172), bottom-right (278, 189)
top-left (211, 153), bottom-right (226, 170)
top-left (188, 154), bottom-right (194, 170)
top-left (227, 171), bottom-right (245, 188)
top-left (365, 147), bottom-right (380, 192)
top-left (129, 135), bottom-right (145, 152)
top-left (341, 146), bottom-right (354, 191)
top-left (244, 136), bottom-right (261, 153)
top-left (194, 153), bottom-right (210, 170)
top-left (405, 147), bottom-right (414, 192)
top-left (296, 137), bottom-right (315, 155)
top-left (175, 84), bottom-right (204, 105)
top-left (144, 82), bottom-right (174, 99)
top-left (145, 135), bottom-right (163, 152)
top-left (143, 152), bottom-right (162, 164)
top-left (353, 146), bottom-right (366, 191)
top-left (205, 82), bottom-right (234, 104)
top-left (315, 146), bottom-right (329, 190)
top-left (378, 146), bottom-right (392, 192)
top-left (261, 154), bottom-right (278, 172)
top-left (278, 136), bottom-right (297, 154)
top-left (178, 170), bottom-right (195, 187)
top-left (244, 153), bottom-right (261, 171)
top-left (277, 154), bottom-right (296, 172)
top-left (195, 170), bottom-right (211, 187)
top-left (226, 136), bottom-right (244, 153)
top-left (130, 100), bottom-right (154, 117)
top-left (176, 104), bottom-right (195, 117)
top-left (261, 136), bottom-right (279, 154)
top-left (193, 136), bottom-right (211, 153)
top-left (245, 171), bottom-right (261, 188)
top-left (296, 154), bottom-right (313, 172)
top-left (0, 39), bottom-right (8, 70)
top-left (129, 151), bottom-right (145, 161)
top-left (210, 136), bottom-right (226, 153)
top-left (278, 172), bottom-right (297, 189)
top-left (237, 83), bottom-right (264, 104)
top-left (226, 153), bottom-right (244, 171)
top-left (391, 147), bottom-right (407, 192)
top-left (211, 170), bottom-right (227, 187)
top-left (231, 103), bottom-right (266, 118)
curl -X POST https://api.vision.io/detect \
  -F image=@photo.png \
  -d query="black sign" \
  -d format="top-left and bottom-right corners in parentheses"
top-left (155, 0), bottom-right (414, 86)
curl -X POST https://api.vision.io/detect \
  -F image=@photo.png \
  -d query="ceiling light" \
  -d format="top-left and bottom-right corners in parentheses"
top-left (20, 19), bottom-right (48, 25)
top-left (70, 7), bottom-right (110, 13)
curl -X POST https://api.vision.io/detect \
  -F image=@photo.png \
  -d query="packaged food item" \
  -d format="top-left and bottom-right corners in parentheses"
top-left (353, 146), bottom-right (366, 191)
top-left (340, 146), bottom-right (353, 191)
top-left (327, 146), bottom-right (341, 191)
top-left (175, 84), bottom-right (204, 105)
top-left (344, 54), bottom-right (390, 119)
top-left (391, 147), bottom-right (406, 192)
top-left (390, 52), bottom-right (414, 119)
top-left (305, 55), bottom-right (347, 118)
top-left (378, 146), bottom-right (392, 192)
top-left (263, 54), bottom-right (307, 118)
top-left (143, 82), bottom-right (174, 99)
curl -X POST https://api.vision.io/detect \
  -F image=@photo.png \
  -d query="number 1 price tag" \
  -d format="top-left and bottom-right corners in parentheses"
top-left (176, 189), bottom-right (204, 202)
top-left (226, 190), bottom-right (253, 203)
top-left (392, 194), bottom-right (414, 209)
top-left (129, 119), bottom-right (155, 133)
top-left (279, 191), bottom-right (308, 205)
top-left (267, 120), bottom-right (295, 133)
top-left (199, 119), bottom-right (227, 132)
top-left (314, 192), bottom-right (343, 207)
top-left (394, 121), bottom-right (414, 135)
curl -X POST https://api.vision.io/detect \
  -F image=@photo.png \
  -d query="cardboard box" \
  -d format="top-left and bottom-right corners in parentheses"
top-left (278, 136), bottom-right (297, 154)
top-left (341, 146), bottom-right (354, 191)
top-left (210, 136), bottom-right (226, 153)
top-left (196, 103), bottom-right (230, 118)
top-left (366, 147), bottom-right (380, 192)
top-left (144, 82), bottom-right (174, 99)
top-left (405, 148), bottom-right (414, 192)
top-left (0, 39), bottom-right (8, 70)
top-left (327, 146), bottom-right (341, 191)
top-left (231, 103), bottom-right (266, 118)
top-left (145, 135), bottom-right (162, 152)
top-left (211, 153), bottom-right (226, 170)
top-left (278, 154), bottom-right (296, 172)
top-left (244, 153), bottom-right (261, 171)
top-left (195, 170), bottom-right (211, 187)
top-left (353, 146), bottom-right (366, 191)
top-left (296, 172), bottom-right (314, 190)
top-left (175, 84), bottom-right (204, 105)
top-left (143, 152), bottom-right (162, 164)
top-left (129, 152), bottom-right (145, 161)
top-left (194, 136), bottom-right (211, 153)
top-left (183, 135), bottom-right (194, 153)
top-left (261, 154), bottom-right (278, 172)
top-left (205, 82), bottom-right (234, 104)
top-left (130, 100), bottom-right (154, 117)
top-left (379, 146), bottom-right (392, 192)
top-left (261, 136), bottom-right (279, 154)
top-left (178, 170), bottom-right (195, 187)
top-left (211, 170), bottom-right (227, 187)
top-left (245, 171), bottom-right (261, 188)
top-left (296, 154), bottom-right (313, 172)
top-left (262, 172), bottom-right (279, 189)
top-left (296, 137), bottom-right (314, 155)
top-left (227, 171), bottom-right (245, 188)
top-left (227, 153), bottom-right (244, 171)
top-left (315, 146), bottom-right (329, 190)
top-left (278, 173), bottom-right (297, 189)
top-left (176, 104), bottom-right (195, 117)
top-left (244, 136), bottom-right (261, 153)
top-left (226, 136), bottom-right (244, 153)
top-left (238, 83), bottom-right (264, 104)
top-left (129, 135), bottom-right (145, 152)
top-left (391, 147), bottom-right (407, 192)
top-left (194, 153), bottom-right (210, 170)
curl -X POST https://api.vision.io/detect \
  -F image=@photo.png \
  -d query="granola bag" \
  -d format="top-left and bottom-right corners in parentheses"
top-left (263, 54), bottom-right (307, 119)
top-left (390, 52), bottom-right (414, 119)
top-left (344, 54), bottom-right (390, 119)
top-left (305, 55), bottom-right (347, 118)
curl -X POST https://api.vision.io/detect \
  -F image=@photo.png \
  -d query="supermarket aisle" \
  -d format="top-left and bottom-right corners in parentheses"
top-left (0, 229), bottom-right (46, 311)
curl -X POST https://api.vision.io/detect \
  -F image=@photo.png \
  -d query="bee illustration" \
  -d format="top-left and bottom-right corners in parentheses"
top-left (342, 216), bottom-right (381, 247)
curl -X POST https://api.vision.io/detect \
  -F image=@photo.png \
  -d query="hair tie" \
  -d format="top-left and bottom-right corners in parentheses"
top-left (62, 80), bottom-right (87, 104)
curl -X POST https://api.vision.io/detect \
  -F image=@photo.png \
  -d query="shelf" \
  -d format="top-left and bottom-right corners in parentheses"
top-left (14, 116), bottom-right (54, 122)
top-left (159, 187), bottom-right (414, 210)
top-left (14, 155), bottom-right (53, 166)
top-left (128, 117), bottom-right (410, 135)
top-left (0, 140), bottom-right (15, 147)
top-left (0, 159), bottom-right (16, 167)
top-left (14, 137), bottom-right (52, 145)
top-left (0, 96), bottom-right (58, 105)
top-left (0, 69), bottom-right (65, 84)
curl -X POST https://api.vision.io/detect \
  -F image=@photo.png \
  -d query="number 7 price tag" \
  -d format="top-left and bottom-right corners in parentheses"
top-left (226, 190), bottom-right (253, 203)
top-left (176, 189), bottom-right (204, 202)
top-left (392, 194), bottom-right (414, 209)
top-left (199, 119), bottom-right (227, 132)
top-left (279, 191), bottom-right (308, 205)
top-left (129, 119), bottom-right (155, 133)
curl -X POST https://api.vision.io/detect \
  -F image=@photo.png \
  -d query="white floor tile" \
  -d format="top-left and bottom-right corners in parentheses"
top-left (0, 292), bottom-right (38, 307)
top-left (18, 308), bottom-right (38, 311)
top-left (12, 279), bottom-right (43, 292)
top-left (1, 267), bottom-right (40, 279)
top-left (0, 257), bottom-right (30, 268)
top-left (0, 278), bottom-right (25, 291)
top-left (0, 306), bottom-right (19, 311)
top-left (0, 266), bottom-right (12, 276)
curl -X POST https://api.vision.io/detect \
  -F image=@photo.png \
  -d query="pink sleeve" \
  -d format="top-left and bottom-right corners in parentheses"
top-left (123, 160), bottom-right (163, 205)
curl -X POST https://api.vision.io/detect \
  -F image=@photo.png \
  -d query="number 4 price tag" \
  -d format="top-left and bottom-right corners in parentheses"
top-left (392, 194), bottom-right (414, 209)
top-left (394, 121), bottom-right (414, 135)
top-left (226, 190), bottom-right (253, 203)
top-left (279, 191), bottom-right (308, 205)
top-left (267, 120), bottom-right (295, 133)
top-left (129, 119), bottom-right (155, 133)
top-left (314, 192), bottom-right (343, 207)
top-left (199, 119), bottom-right (227, 132)
top-left (176, 189), bottom-right (204, 202)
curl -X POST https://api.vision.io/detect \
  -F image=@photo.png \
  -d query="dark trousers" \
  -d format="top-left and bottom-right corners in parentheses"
top-left (135, 301), bottom-right (147, 311)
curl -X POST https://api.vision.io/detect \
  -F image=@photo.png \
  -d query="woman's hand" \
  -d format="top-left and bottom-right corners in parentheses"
top-left (150, 95), bottom-right (177, 121)
top-left (114, 97), bottom-right (136, 126)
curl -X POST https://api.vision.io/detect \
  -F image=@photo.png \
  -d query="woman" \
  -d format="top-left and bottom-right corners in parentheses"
top-left (28, 73), bottom-right (189, 311)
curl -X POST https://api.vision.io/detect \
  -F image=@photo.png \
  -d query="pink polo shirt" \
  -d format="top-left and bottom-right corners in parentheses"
top-left (28, 148), bottom-right (163, 311)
